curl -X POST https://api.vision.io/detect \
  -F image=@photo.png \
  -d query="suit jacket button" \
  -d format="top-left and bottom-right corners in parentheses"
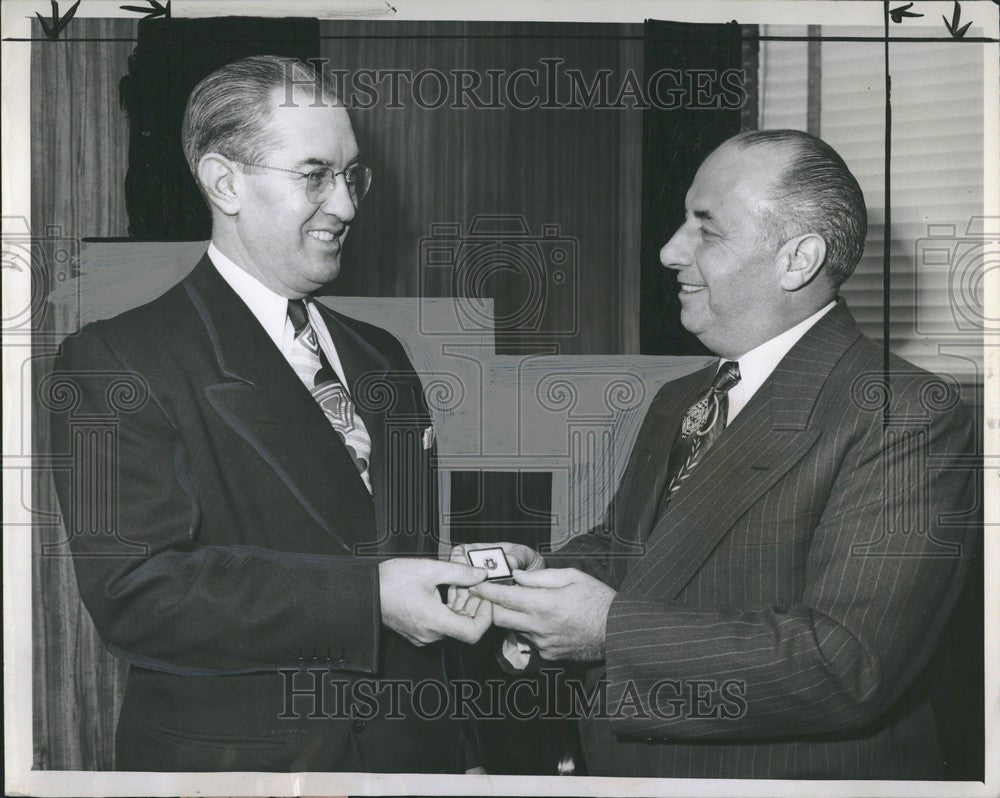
top-left (352, 720), bottom-right (367, 732)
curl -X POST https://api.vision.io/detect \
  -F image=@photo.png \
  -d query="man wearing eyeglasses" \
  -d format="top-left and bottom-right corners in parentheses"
top-left (50, 56), bottom-right (490, 772)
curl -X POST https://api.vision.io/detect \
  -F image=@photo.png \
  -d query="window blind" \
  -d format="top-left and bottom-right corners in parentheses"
top-left (759, 25), bottom-right (986, 407)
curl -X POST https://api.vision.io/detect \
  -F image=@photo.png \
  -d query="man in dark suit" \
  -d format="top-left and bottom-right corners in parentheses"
top-left (49, 55), bottom-right (491, 772)
top-left (460, 129), bottom-right (977, 778)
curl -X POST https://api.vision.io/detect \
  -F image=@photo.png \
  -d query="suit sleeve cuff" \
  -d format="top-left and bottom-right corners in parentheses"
top-left (310, 557), bottom-right (382, 674)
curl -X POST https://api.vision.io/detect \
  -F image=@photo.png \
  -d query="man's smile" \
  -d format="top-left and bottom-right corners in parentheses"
top-left (306, 228), bottom-right (343, 249)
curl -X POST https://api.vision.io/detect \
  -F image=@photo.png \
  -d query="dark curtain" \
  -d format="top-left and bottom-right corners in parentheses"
top-left (120, 17), bottom-right (321, 240)
top-left (639, 20), bottom-right (744, 355)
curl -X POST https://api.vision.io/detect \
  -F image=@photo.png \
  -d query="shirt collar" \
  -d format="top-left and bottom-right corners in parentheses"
top-left (207, 242), bottom-right (290, 351)
top-left (724, 301), bottom-right (837, 411)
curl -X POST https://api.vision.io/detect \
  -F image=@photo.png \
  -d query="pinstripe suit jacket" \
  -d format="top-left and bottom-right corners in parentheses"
top-left (556, 301), bottom-right (976, 779)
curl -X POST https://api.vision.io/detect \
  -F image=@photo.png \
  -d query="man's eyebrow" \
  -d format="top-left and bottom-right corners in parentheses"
top-left (294, 156), bottom-right (361, 169)
top-left (692, 209), bottom-right (714, 222)
top-left (295, 158), bottom-right (333, 168)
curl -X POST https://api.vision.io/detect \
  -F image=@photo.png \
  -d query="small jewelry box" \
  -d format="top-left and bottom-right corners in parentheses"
top-left (466, 546), bottom-right (514, 584)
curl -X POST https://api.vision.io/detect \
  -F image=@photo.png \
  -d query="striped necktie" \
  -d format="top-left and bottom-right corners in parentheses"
top-left (659, 360), bottom-right (741, 510)
top-left (286, 299), bottom-right (373, 495)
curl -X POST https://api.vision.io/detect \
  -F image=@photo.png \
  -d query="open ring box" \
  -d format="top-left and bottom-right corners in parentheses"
top-left (466, 547), bottom-right (515, 585)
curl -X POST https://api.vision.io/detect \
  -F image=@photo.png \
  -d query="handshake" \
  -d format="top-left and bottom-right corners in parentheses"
top-left (378, 542), bottom-right (616, 662)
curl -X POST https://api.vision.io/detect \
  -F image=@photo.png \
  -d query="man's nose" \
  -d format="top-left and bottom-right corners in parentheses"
top-left (659, 224), bottom-right (694, 271)
top-left (320, 175), bottom-right (357, 224)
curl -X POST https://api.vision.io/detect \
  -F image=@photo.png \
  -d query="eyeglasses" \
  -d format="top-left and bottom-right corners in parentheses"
top-left (233, 161), bottom-right (373, 204)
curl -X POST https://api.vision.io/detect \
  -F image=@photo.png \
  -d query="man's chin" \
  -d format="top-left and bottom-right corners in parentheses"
top-left (679, 313), bottom-right (723, 354)
top-left (310, 256), bottom-right (342, 286)
top-left (679, 309), bottom-right (707, 337)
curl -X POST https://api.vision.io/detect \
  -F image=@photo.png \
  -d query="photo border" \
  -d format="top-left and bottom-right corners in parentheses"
top-left (3, 1), bottom-right (997, 795)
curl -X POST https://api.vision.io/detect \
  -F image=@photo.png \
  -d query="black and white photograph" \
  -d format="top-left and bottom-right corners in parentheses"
top-left (2, 1), bottom-right (997, 795)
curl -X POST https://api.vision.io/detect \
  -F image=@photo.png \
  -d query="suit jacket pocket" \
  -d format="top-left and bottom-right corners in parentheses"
top-left (137, 724), bottom-right (295, 771)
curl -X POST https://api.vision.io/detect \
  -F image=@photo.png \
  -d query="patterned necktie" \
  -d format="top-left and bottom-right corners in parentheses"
top-left (659, 360), bottom-right (741, 510)
top-left (286, 299), bottom-right (373, 495)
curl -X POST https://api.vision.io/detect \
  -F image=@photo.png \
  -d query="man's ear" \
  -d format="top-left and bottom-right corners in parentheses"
top-left (777, 233), bottom-right (827, 291)
top-left (197, 154), bottom-right (241, 216)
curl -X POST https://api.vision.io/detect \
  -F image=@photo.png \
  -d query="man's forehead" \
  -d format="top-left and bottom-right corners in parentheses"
top-left (268, 85), bottom-right (347, 118)
top-left (257, 115), bottom-right (356, 173)
top-left (265, 86), bottom-right (356, 151)
top-left (687, 143), bottom-right (785, 214)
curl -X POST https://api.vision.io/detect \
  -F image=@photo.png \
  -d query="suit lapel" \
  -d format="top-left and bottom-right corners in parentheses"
top-left (314, 303), bottom-right (437, 557)
top-left (605, 364), bottom-right (715, 587)
top-left (183, 257), bottom-right (375, 553)
top-left (625, 302), bottom-right (862, 599)
top-left (314, 303), bottom-right (396, 547)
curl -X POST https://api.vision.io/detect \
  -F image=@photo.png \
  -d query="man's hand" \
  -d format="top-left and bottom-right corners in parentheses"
top-left (379, 558), bottom-right (492, 646)
top-left (469, 568), bottom-right (615, 662)
top-left (447, 541), bottom-right (545, 617)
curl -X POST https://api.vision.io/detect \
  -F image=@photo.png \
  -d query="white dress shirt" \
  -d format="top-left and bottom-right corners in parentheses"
top-left (722, 301), bottom-right (836, 424)
top-left (207, 243), bottom-right (350, 388)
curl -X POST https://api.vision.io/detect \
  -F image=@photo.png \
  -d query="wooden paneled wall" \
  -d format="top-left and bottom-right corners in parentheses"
top-left (320, 20), bottom-right (643, 355)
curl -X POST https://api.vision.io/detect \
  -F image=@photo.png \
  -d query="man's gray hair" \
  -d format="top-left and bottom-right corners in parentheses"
top-left (731, 129), bottom-right (868, 287)
top-left (182, 55), bottom-right (338, 180)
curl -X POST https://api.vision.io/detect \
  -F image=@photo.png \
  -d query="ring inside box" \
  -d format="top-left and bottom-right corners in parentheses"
top-left (466, 547), bottom-right (514, 581)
